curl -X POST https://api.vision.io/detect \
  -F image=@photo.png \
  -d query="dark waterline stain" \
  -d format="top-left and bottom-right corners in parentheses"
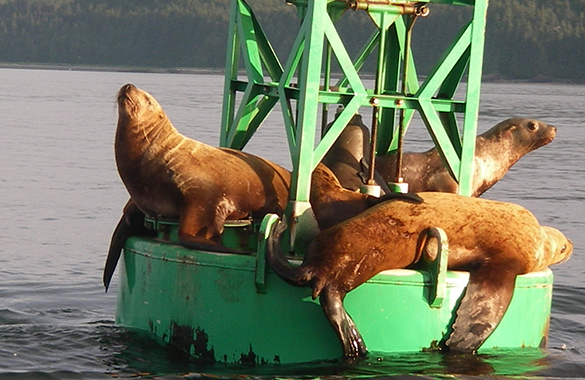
top-left (170, 322), bottom-right (215, 365)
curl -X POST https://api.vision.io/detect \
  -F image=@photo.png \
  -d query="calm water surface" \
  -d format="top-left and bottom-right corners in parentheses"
top-left (0, 68), bottom-right (583, 379)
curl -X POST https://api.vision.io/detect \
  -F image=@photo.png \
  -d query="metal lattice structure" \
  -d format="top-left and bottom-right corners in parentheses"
top-left (221, 0), bottom-right (489, 245)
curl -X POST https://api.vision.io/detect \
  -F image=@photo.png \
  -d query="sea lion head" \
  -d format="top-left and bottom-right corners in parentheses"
top-left (495, 117), bottom-right (557, 151)
top-left (117, 83), bottom-right (164, 124)
top-left (535, 226), bottom-right (573, 270)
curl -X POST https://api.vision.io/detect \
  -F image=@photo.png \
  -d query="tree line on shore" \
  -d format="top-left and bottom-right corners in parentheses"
top-left (0, 0), bottom-right (583, 81)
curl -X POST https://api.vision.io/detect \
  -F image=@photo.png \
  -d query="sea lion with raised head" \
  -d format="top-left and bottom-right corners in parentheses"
top-left (321, 114), bottom-right (392, 193)
top-left (267, 192), bottom-right (572, 358)
top-left (376, 118), bottom-right (557, 196)
top-left (115, 84), bottom-right (291, 252)
top-left (103, 160), bottom-right (418, 290)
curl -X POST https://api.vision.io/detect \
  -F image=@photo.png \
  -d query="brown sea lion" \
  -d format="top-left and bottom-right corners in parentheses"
top-left (266, 192), bottom-right (572, 358)
top-left (103, 162), bottom-right (418, 290)
top-left (376, 118), bottom-right (557, 196)
top-left (115, 83), bottom-right (291, 252)
top-left (310, 163), bottom-right (422, 230)
top-left (322, 114), bottom-right (387, 192)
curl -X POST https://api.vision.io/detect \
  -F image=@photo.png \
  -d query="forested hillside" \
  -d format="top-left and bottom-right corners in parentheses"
top-left (0, 0), bottom-right (583, 81)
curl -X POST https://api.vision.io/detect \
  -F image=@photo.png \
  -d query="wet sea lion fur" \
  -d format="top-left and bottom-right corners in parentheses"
top-left (267, 192), bottom-right (572, 357)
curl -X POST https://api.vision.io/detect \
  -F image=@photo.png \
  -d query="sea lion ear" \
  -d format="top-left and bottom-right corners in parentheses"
top-left (526, 121), bottom-right (538, 131)
top-left (505, 124), bottom-right (517, 132)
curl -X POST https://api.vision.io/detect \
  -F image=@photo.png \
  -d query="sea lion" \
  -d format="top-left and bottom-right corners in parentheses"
top-left (115, 83), bottom-right (291, 252)
top-left (103, 163), bottom-right (421, 290)
top-left (376, 118), bottom-right (557, 196)
top-left (310, 163), bottom-right (423, 230)
top-left (322, 114), bottom-right (392, 194)
top-left (266, 192), bottom-right (572, 358)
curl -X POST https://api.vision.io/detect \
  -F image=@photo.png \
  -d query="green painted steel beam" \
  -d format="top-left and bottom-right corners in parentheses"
top-left (221, 0), bottom-right (283, 150)
top-left (458, 0), bottom-right (488, 196)
top-left (220, 0), bottom-right (241, 147)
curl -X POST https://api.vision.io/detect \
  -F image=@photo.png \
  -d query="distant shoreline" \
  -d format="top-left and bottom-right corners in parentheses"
top-left (0, 62), bottom-right (226, 76)
top-left (1, 62), bottom-right (583, 85)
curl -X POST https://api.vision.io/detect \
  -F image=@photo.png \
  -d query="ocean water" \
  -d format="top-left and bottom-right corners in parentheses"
top-left (0, 67), bottom-right (583, 379)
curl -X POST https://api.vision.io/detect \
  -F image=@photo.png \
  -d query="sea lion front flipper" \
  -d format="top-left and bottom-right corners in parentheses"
top-left (177, 200), bottom-right (247, 254)
top-left (446, 261), bottom-right (520, 352)
top-left (358, 157), bottom-right (393, 195)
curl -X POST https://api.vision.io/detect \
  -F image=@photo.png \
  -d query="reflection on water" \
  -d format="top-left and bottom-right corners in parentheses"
top-left (103, 324), bottom-right (554, 378)
top-left (0, 68), bottom-right (583, 379)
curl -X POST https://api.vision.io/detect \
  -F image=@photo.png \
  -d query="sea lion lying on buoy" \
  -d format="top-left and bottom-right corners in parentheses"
top-left (267, 192), bottom-right (572, 358)
top-left (376, 118), bottom-right (557, 196)
top-left (103, 156), bottom-right (419, 290)
top-left (310, 163), bottom-right (423, 230)
top-left (115, 83), bottom-right (291, 251)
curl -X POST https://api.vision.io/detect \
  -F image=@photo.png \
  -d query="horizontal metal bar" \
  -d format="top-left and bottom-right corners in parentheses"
top-left (318, 91), bottom-right (466, 112)
top-left (286, 0), bottom-right (474, 8)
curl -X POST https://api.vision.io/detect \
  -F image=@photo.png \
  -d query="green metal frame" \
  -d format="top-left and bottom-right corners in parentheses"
top-left (221, 0), bottom-right (488, 242)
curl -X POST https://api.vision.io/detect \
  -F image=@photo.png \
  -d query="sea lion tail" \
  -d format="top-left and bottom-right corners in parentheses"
top-left (266, 218), bottom-right (312, 287)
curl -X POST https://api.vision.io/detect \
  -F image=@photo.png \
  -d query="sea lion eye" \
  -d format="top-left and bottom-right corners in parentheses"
top-left (561, 244), bottom-right (567, 253)
top-left (527, 121), bottom-right (538, 131)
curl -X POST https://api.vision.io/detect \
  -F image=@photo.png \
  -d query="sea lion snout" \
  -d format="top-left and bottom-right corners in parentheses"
top-left (117, 84), bottom-right (138, 117)
top-left (528, 119), bottom-right (557, 138)
top-left (118, 83), bottom-right (137, 97)
top-left (117, 84), bottom-right (160, 120)
top-left (117, 83), bottom-right (136, 104)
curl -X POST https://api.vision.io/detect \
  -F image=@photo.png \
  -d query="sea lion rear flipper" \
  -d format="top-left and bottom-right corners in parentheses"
top-left (103, 215), bottom-right (129, 292)
top-left (446, 262), bottom-right (520, 352)
top-left (319, 286), bottom-right (367, 359)
top-left (104, 200), bottom-right (155, 291)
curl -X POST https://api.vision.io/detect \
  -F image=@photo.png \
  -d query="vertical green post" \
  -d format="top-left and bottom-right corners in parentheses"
top-left (458, 0), bottom-right (489, 196)
top-left (283, 0), bottom-right (326, 250)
